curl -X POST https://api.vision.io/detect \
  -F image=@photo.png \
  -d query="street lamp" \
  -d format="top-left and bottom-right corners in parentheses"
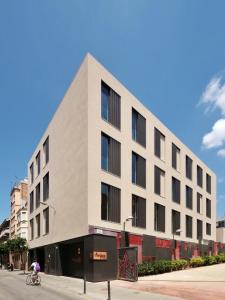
top-left (172, 228), bottom-right (182, 240)
top-left (40, 202), bottom-right (56, 214)
top-left (123, 216), bottom-right (134, 231)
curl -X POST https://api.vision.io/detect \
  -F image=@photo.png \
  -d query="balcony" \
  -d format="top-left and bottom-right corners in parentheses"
top-left (0, 228), bottom-right (9, 241)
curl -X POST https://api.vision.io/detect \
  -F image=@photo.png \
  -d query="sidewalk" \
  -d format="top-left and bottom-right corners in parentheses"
top-left (3, 265), bottom-right (225, 300)
top-left (37, 271), bottom-right (181, 300)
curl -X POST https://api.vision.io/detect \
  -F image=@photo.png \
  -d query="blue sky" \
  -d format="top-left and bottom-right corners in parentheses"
top-left (0, 0), bottom-right (225, 222)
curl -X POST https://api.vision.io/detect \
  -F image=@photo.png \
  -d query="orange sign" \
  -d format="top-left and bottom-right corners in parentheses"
top-left (90, 251), bottom-right (108, 261)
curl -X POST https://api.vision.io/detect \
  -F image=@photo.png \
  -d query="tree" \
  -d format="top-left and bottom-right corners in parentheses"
top-left (6, 237), bottom-right (28, 273)
top-left (0, 242), bottom-right (8, 269)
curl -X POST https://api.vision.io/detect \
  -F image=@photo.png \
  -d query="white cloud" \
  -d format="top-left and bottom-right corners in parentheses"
top-left (217, 148), bottom-right (225, 157)
top-left (202, 118), bottom-right (225, 149)
top-left (201, 75), bottom-right (225, 115)
top-left (200, 73), bottom-right (225, 155)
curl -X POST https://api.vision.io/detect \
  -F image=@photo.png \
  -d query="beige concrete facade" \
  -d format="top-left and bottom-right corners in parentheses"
top-left (28, 53), bottom-right (216, 250)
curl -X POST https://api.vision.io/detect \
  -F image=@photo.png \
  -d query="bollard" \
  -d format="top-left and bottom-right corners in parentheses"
top-left (83, 277), bottom-right (86, 294)
top-left (107, 281), bottom-right (111, 300)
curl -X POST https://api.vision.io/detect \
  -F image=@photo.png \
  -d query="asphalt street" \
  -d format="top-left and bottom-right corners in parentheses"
top-left (0, 269), bottom-right (179, 300)
top-left (0, 271), bottom-right (79, 300)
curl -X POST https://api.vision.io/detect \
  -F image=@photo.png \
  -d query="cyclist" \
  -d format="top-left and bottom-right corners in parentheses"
top-left (29, 260), bottom-right (40, 283)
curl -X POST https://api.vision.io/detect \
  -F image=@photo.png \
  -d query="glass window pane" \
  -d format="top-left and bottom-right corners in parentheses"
top-left (132, 153), bottom-right (137, 184)
top-left (101, 134), bottom-right (109, 171)
top-left (101, 84), bottom-right (109, 121)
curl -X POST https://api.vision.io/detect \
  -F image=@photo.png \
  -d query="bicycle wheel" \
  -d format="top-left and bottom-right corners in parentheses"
top-left (35, 275), bottom-right (41, 285)
top-left (26, 274), bottom-right (32, 285)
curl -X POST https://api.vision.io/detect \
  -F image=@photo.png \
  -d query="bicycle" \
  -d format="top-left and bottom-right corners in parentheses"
top-left (26, 272), bottom-right (41, 286)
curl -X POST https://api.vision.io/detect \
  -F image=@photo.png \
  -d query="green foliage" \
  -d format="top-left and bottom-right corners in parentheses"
top-left (214, 253), bottom-right (225, 263)
top-left (189, 257), bottom-right (205, 268)
top-left (138, 259), bottom-right (188, 276)
top-left (138, 262), bottom-right (154, 276)
top-left (0, 242), bottom-right (8, 254)
top-left (171, 259), bottom-right (188, 271)
top-left (202, 256), bottom-right (217, 265)
top-left (6, 237), bottom-right (28, 253)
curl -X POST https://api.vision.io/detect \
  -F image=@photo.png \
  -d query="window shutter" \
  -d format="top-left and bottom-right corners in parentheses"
top-left (109, 89), bottom-right (121, 129)
top-left (137, 113), bottom-right (146, 147)
top-left (109, 138), bottom-right (121, 176)
top-left (137, 155), bottom-right (146, 188)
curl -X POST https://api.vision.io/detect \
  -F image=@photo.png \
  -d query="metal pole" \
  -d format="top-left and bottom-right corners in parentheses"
top-left (83, 277), bottom-right (86, 294)
top-left (172, 233), bottom-right (175, 260)
top-left (107, 281), bottom-right (111, 300)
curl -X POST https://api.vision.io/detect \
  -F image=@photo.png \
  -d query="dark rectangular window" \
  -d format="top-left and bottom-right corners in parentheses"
top-left (36, 152), bottom-right (41, 176)
top-left (154, 128), bottom-right (165, 160)
top-left (186, 155), bottom-right (192, 180)
top-left (172, 177), bottom-right (180, 204)
top-left (186, 215), bottom-right (192, 238)
top-left (36, 214), bottom-right (40, 238)
top-left (101, 81), bottom-right (121, 129)
top-left (172, 210), bottom-right (181, 235)
top-left (154, 203), bottom-right (165, 232)
top-left (30, 163), bottom-right (34, 184)
top-left (101, 183), bottom-right (121, 223)
top-left (197, 219), bottom-right (203, 240)
top-left (132, 108), bottom-right (146, 147)
top-left (206, 174), bottom-right (211, 194)
top-left (132, 152), bottom-right (146, 188)
top-left (206, 223), bottom-right (211, 235)
top-left (154, 166), bottom-right (165, 197)
top-left (197, 193), bottom-right (202, 214)
top-left (43, 137), bottom-right (49, 165)
top-left (197, 165), bottom-right (203, 187)
top-left (101, 133), bottom-right (121, 176)
top-left (186, 185), bottom-right (193, 209)
top-left (172, 143), bottom-right (180, 171)
top-left (30, 219), bottom-right (34, 240)
top-left (35, 183), bottom-right (40, 209)
top-left (30, 191), bottom-right (34, 213)
top-left (43, 207), bottom-right (49, 234)
top-left (43, 172), bottom-right (49, 201)
top-left (206, 198), bottom-right (211, 218)
top-left (132, 195), bottom-right (146, 228)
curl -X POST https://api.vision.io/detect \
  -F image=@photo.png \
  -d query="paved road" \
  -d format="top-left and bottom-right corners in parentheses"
top-left (0, 270), bottom-right (179, 300)
top-left (0, 271), bottom-right (79, 300)
top-left (3, 264), bottom-right (224, 300)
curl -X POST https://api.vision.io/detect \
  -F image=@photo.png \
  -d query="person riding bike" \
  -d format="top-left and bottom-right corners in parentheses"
top-left (29, 261), bottom-right (40, 283)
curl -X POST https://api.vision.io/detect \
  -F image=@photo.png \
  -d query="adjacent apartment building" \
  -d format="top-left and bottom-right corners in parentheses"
top-left (10, 179), bottom-right (28, 239)
top-left (10, 179), bottom-right (28, 268)
top-left (217, 218), bottom-right (225, 243)
top-left (28, 54), bottom-right (217, 276)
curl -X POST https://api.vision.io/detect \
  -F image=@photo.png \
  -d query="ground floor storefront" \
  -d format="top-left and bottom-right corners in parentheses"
top-left (29, 227), bottom-right (225, 278)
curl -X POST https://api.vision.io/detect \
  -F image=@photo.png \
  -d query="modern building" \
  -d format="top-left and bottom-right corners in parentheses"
top-left (28, 54), bottom-right (217, 276)
top-left (10, 179), bottom-right (28, 239)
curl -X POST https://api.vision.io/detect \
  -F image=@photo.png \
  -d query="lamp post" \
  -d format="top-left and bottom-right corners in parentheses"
top-left (122, 216), bottom-right (134, 248)
top-left (123, 216), bottom-right (134, 231)
top-left (172, 229), bottom-right (182, 260)
top-left (40, 202), bottom-right (56, 214)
